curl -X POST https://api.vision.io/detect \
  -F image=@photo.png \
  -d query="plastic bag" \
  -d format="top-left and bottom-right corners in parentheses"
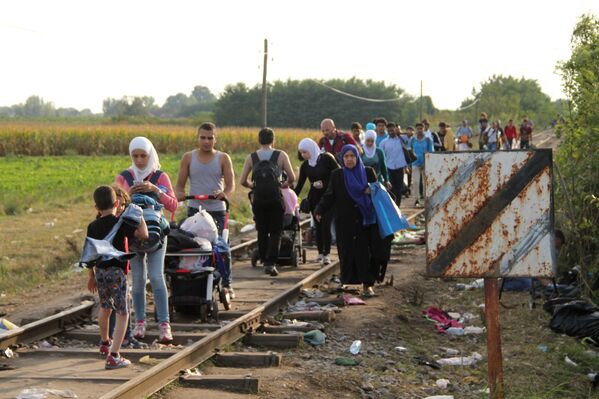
top-left (369, 182), bottom-right (410, 238)
top-left (549, 300), bottom-right (599, 341)
top-left (16, 388), bottom-right (77, 399)
top-left (180, 209), bottom-right (218, 243)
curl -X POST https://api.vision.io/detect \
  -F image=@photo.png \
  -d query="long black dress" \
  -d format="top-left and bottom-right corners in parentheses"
top-left (315, 167), bottom-right (389, 286)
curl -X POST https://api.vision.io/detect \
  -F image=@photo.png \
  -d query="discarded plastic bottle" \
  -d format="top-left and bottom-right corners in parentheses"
top-left (349, 340), bottom-right (362, 355)
top-left (445, 327), bottom-right (465, 336)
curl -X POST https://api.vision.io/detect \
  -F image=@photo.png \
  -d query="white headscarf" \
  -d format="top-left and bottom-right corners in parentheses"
top-left (298, 138), bottom-right (321, 167)
top-left (363, 130), bottom-right (377, 158)
top-left (128, 136), bottom-right (161, 181)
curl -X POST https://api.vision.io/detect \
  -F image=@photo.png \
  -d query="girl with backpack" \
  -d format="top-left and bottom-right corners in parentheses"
top-left (294, 138), bottom-right (339, 266)
top-left (115, 137), bottom-right (177, 343)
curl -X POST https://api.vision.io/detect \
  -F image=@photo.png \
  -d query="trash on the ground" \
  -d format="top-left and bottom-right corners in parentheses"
top-left (537, 344), bottom-right (549, 353)
top-left (585, 350), bottom-right (599, 358)
top-left (437, 352), bottom-right (482, 366)
top-left (463, 326), bottom-right (485, 335)
top-left (447, 312), bottom-right (460, 319)
top-left (460, 312), bottom-right (477, 322)
top-left (455, 279), bottom-right (484, 291)
top-left (392, 230), bottom-right (425, 245)
top-left (342, 294), bottom-right (366, 305)
top-left (1, 348), bottom-right (13, 358)
top-left (16, 388), bottom-right (77, 399)
top-left (446, 327), bottom-right (465, 336)
top-left (0, 318), bottom-right (18, 331)
top-left (335, 357), bottom-right (361, 366)
top-left (181, 368), bottom-right (202, 376)
top-left (301, 288), bottom-right (325, 298)
top-left (565, 356), bottom-right (579, 367)
top-left (550, 300), bottom-right (599, 342)
top-left (415, 356), bottom-right (441, 369)
top-left (239, 224), bottom-right (255, 233)
top-left (394, 346), bottom-right (408, 352)
top-left (304, 330), bottom-right (326, 346)
top-left (424, 396), bottom-right (454, 399)
top-left (435, 378), bottom-right (450, 389)
top-left (349, 340), bottom-right (362, 355)
top-left (588, 372), bottom-right (598, 381)
top-left (38, 340), bottom-right (53, 349)
top-left (280, 319), bottom-right (310, 327)
top-left (287, 300), bottom-right (338, 312)
top-left (139, 355), bottom-right (161, 365)
top-left (422, 307), bottom-right (463, 333)
top-left (440, 347), bottom-right (459, 356)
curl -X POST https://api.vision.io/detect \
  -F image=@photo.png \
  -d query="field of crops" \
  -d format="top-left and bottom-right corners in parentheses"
top-left (0, 121), bottom-right (321, 156)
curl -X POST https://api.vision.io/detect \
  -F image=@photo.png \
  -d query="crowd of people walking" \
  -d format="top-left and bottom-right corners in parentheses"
top-left (82, 113), bottom-right (535, 369)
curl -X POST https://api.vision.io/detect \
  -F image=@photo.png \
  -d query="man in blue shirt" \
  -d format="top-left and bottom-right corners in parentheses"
top-left (380, 124), bottom-right (408, 208)
top-left (373, 117), bottom-right (389, 146)
top-left (408, 123), bottom-right (433, 207)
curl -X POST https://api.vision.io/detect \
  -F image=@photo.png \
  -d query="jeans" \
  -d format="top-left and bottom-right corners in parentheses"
top-left (253, 201), bottom-right (284, 266)
top-left (387, 168), bottom-right (404, 208)
top-left (131, 238), bottom-right (169, 323)
top-left (487, 142), bottom-right (498, 151)
top-left (187, 208), bottom-right (232, 287)
top-left (313, 209), bottom-right (333, 256)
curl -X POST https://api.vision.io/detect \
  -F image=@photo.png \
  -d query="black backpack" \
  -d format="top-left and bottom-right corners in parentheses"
top-left (251, 151), bottom-right (282, 205)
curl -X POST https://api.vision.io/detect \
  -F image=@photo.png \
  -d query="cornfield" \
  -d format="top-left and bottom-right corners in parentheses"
top-left (0, 122), bottom-right (321, 156)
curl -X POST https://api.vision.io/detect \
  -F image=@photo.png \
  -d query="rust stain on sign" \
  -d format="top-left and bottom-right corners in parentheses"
top-left (425, 150), bottom-right (555, 278)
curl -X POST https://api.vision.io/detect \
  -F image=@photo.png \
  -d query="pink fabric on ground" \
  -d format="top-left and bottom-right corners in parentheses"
top-left (422, 306), bottom-right (464, 333)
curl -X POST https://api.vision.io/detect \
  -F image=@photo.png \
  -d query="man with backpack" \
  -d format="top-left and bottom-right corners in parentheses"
top-left (240, 128), bottom-right (295, 276)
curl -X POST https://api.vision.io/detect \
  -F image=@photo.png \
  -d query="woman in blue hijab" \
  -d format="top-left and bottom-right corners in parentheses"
top-left (315, 144), bottom-right (384, 296)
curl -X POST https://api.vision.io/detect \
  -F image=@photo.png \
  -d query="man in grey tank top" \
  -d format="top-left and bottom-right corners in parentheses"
top-left (175, 122), bottom-right (236, 293)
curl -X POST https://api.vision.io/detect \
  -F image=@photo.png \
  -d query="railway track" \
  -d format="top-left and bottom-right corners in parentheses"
top-left (0, 210), bottom-right (423, 399)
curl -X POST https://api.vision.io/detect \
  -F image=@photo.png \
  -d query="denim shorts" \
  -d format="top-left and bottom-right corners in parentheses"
top-left (95, 267), bottom-right (128, 315)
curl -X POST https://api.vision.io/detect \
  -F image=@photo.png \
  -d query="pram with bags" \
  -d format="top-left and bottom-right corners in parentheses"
top-left (164, 195), bottom-right (232, 322)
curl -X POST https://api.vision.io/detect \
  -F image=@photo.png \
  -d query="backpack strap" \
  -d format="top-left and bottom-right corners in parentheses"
top-left (251, 152), bottom-right (260, 167)
top-left (120, 170), bottom-right (135, 187)
top-left (269, 150), bottom-right (281, 164)
top-left (148, 170), bottom-right (163, 185)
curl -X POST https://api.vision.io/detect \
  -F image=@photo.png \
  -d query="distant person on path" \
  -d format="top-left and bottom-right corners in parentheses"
top-left (438, 122), bottom-right (455, 151)
top-left (315, 144), bottom-right (390, 297)
top-left (404, 126), bottom-right (415, 195)
top-left (456, 120), bottom-right (473, 151)
top-left (408, 123), bottom-right (433, 207)
top-left (373, 117), bottom-right (389, 146)
top-left (379, 125), bottom-right (408, 208)
top-left (478, 118), bottom-right (490, 150)
top-left (86, 186), bottom-right (148, 369)
top-left (483, 120), bottom-right (501, 151)
top-left (294, 138), bottom-right (339, 266)
top-left (240, 128), bottom-right (295, 277)
top-left (422, 119), bottom-right (440, 152)
top-left (504, 119), bottom-right (517, 149)
top-left (361, 130), bottom-right (390, 185)
top-left (115, 137), bottom-right (177, 344)
top-left (175, 122), bottom-right (236, 296)
top-left (350, 122), bottom-right (365, 147)
top-left (318, 118), bottom-right (359, 159)
top-left (519, 116), bottom-right (533, 149)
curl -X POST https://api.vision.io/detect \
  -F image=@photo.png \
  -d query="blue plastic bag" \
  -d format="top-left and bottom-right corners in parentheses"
top-left (369, 182), bottom-right (410, 238)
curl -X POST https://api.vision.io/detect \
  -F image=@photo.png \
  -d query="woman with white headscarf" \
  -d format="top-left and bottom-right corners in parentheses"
top-left (361, 130), bottom-right (389, 185)
top-left (294, 138), bottom-right (339, 266)
top-left (115, 136), bottom-right (177, 344)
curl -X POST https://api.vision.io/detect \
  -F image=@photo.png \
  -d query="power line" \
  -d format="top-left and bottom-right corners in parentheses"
top-left (313, 80), bottom-right (404, 103)
top-left (456, 96), bottom-right (480, 111)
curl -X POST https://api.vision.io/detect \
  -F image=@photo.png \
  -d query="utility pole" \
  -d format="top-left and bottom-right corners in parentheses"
top-left (419, 80), bottom-right (423, 122)
top-left (261, 38), bottom-right (268, 128)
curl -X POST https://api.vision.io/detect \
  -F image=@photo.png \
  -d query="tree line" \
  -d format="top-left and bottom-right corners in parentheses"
top-left (0, 76), bottom-right (559, 128)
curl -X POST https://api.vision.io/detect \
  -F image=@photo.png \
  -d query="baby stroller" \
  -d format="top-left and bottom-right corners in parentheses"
top-left (251, 188), bottom-right (306, 268)
top-left (164, 195), bottom-right (231, 323)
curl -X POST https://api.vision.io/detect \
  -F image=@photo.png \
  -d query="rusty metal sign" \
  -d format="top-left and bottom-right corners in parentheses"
top-left (425, 149), bottom-right (556, 278)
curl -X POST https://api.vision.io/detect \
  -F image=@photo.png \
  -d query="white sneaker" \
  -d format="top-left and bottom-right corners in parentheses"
top-left (315, 254), bottom-right (323, 264)
top-left (133, 320), bottom-right (146, 340)
top-left (322, 255), bottom-right (331, 265)
top-left (159, 322), bottom-right (173, 343)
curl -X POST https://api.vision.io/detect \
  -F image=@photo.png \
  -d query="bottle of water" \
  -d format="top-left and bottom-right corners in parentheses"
top-left (349, 340), bottom-right (362, 355)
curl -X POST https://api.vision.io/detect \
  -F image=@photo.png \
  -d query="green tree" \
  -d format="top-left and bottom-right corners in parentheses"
top-left (555, 14), bottom-right (599, 294)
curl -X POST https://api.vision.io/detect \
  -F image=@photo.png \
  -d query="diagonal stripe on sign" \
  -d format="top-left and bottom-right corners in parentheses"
top-left (428, 150), bottom-right (552, 275)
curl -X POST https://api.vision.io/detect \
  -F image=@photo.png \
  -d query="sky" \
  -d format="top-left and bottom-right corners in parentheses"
top-left (1, 0), bottom-right (598, 113)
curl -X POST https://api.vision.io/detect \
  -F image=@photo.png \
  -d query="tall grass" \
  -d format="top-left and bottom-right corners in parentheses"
top-left (0, 122), bottom-right (321, 156)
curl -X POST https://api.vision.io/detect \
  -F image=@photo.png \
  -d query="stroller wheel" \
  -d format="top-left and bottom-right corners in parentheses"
top-left (302, 248), bottom-right (307, 264)
top-left (199, 303), bottom-right (208, 324)
top-left (212, 300), bottom-right (219, 322)
top-left (220, 288), bottom-right (231, 311)
top-left (251, 249), bottom-right (259, 267)
top-left (291, 249), bottom-right (299, 267)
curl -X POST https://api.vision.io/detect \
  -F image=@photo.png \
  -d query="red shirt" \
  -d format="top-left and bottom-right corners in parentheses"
top-left (504, 125), bottom-right (517, 139)
top-left (318, 131), bottom-right (358, 156)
